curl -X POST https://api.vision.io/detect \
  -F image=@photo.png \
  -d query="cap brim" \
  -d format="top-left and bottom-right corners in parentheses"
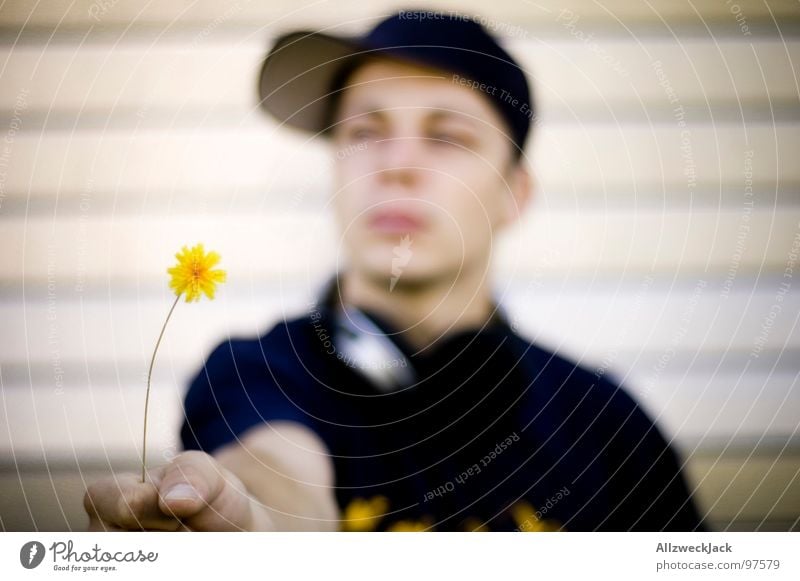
top-left (258, 31), bottom-right (364, 135)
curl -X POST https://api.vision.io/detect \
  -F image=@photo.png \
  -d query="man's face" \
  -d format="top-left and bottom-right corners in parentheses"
top-left (329, 58), bottom-right (529, 289)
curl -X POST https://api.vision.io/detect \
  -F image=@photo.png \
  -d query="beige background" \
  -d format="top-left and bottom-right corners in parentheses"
top-left (0, 0), bottom-right (798, 531)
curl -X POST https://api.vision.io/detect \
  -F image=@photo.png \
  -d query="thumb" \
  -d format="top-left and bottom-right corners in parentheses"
top-left (158, 451), bottom-right (224, 518)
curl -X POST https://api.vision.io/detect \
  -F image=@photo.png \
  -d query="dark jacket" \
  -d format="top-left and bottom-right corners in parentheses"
top-left (181, 292), bottom-right (705, 531)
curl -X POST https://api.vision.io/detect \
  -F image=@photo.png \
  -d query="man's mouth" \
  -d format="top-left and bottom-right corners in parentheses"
top-left (367, 210), bottom-right (425, 233)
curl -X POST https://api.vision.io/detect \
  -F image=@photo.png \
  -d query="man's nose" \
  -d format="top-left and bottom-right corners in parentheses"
top-left (375, 136), bottom-right (427, 186)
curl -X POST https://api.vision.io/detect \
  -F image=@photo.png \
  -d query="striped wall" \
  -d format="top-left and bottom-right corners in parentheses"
top-left (1, 0), bottom-right (798, 531)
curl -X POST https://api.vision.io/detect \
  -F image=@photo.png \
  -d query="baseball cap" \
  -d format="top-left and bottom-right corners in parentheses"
top-left (257, 9), bottom-right (534, 158)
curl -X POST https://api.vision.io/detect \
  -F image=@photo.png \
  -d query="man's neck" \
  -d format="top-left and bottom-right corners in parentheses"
top-left (339, 267), bottom-right (496, 351)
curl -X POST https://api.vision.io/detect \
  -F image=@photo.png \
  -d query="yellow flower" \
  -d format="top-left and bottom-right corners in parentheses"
top-left (167, 243), bottom-right (226, 302)
top-left (510, 500), bottom-right (564, 532)
top-left (341, 495), bottom-right (389, 532)
top-left (142, 243), bottom-right (226, 482)
top-left (387, 516), bottom-right (433, 532)
top-left (462, 517), bottom-right (489, 532)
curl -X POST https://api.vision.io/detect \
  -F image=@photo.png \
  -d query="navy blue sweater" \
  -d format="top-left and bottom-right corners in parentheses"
top-left (180, 300), bottom-right (705, 531)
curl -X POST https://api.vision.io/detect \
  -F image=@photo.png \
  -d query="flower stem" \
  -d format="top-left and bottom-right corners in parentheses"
top-left (142, 293), bottom-right (182, 483)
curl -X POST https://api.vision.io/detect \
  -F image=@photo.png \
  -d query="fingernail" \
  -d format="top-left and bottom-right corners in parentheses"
top-left (164, 483), bottom-right (200, 501)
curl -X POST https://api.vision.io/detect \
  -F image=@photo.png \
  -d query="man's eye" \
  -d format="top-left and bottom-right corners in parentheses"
top-left (430, 132), bottom-right (469, 147)
top-left (350, 127), bottom-right (378, 141)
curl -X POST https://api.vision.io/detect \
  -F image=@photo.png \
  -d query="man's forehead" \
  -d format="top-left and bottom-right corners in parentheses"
top-left (337, 59), bottom-right (502, 124)
top-left (346, 56), bottom-right (452, 83)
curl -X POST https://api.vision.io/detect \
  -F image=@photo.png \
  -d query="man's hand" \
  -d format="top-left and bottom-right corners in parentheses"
top-left (84, 450), bottom-right (272, 531)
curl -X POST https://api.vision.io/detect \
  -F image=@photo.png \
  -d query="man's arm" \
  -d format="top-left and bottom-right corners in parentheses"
top-left (84, 421), bottom-right (340, 531)
top-left (214, 421), bottom-right (340, 531)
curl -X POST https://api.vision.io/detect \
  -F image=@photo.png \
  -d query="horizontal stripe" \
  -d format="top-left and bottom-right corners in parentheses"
top-left (5, 0), bottom-right (796, 26)
top-left (3, 184), bottom-right (798, 217)
top-left (1, 38), bottom-right (798, 113)
top-left (3, 209), bottom-right (798, 286)
top-left (6, 286), bottom-right (798, 361)
top-left (1, 125), bottom-right (795, 203)
top-left (1, 458), bottom-right (797, 532)
top-left (2, 102), bottom-right (800, 132)
top-left (1, 0), bottom-right (798, 35)
top-left (2, 376), bottom-right (798, 456)
top-left (4, 345), bottom-right (797, 388)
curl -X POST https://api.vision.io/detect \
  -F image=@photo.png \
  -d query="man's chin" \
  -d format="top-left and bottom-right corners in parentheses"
top-left (357, 262), bottom-right (454, 293)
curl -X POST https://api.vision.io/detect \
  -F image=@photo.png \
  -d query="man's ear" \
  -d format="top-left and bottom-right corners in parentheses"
top-left (500, 159), bottom-right (533, 228)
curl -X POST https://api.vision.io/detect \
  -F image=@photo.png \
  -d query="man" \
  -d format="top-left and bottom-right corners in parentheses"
top-left (84, 10), bottom-right (705, 532)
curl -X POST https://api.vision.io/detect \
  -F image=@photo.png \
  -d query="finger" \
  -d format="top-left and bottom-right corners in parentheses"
top-left (158, 451), bottom-right (253, 531)
top-left (84, 470), bottom-right (183, 531)
top-left (158, 451), bottom-right (227, 519)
